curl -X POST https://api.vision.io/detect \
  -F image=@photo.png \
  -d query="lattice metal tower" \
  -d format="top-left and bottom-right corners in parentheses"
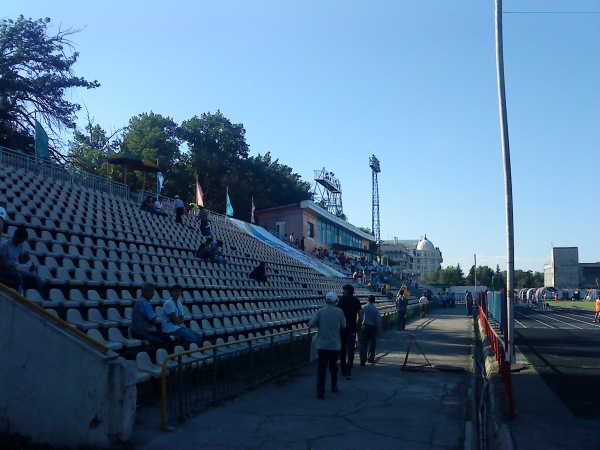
top-left (369, 155), bottom-right (381, 253)
top-left (313, 168), bottom-right (344, 217)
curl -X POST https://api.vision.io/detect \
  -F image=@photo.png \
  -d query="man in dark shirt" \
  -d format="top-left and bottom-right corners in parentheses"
top-left (131, 282), bottom-right (173, 351)
top-left (337, 284), bottom-right (364, 380)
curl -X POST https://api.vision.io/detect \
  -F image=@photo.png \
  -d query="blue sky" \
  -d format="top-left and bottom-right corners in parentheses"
top-left (5, 0), bottom-right (599, 272)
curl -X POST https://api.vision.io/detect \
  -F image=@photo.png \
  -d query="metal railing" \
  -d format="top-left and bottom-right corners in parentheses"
top-left (138, 189), bottom-right (230, 225)
top-left (478, 305), bottom-right (515, 418)
top-left (160, 328), bottom-right (314, 430)
top-left (0, 146), bottom-right (130, 199)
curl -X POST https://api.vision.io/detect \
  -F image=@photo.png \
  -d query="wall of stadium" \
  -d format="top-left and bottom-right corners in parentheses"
top-left (0, 289), bottom-right (137, 447)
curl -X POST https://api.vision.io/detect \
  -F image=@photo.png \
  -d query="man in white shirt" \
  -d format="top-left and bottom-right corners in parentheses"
top-left (162, 284), bottom-right (203, 344)
top-left (419, 293), bottom-right (428, 318)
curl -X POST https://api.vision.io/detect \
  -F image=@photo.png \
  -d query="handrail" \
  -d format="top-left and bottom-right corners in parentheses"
top-left (160, 327), bottom-right (314, 429)
top-left (0, 282), bottom-right (111, 355)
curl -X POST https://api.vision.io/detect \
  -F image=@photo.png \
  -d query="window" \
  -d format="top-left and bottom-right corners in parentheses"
top-left (307, 222), bottom-right (315, 238)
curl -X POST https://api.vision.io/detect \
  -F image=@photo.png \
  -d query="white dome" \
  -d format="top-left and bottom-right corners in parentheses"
top-left (416, 235), bottom-right (435, 252)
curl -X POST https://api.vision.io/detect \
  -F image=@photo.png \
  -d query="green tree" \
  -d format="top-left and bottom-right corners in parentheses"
top-left (422, 264), bottom-right (466, 286)
top-left (66, 115), bottom-right (120, 175)
top-left (358, 226), bottom-right (372, 235)
top-left (466, 265), bottom-right (495, 287)
top-left (0, 16), bottom-right (99, 156)
top-left (121, 112), bottom-right (180, 194)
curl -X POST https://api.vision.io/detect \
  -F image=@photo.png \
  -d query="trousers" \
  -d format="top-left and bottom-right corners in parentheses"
top-left (359, 325), bottom-right (377, 363)
top-left (317, 349), bottom-right (339, 394)
top-left (397, 311), bottom-right (407, 330)
top-left (339, 330), bottom-right (357, 376)
top-left (170, 327), bottom-right (203, 344)
top-left (0, 268), bottom-right (43, 294)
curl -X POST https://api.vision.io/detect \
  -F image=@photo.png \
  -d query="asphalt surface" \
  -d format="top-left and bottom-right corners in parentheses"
top-left (514, 305), bottom-right (600, 420)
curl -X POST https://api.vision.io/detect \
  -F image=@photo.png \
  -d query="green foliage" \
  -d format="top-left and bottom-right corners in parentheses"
top-left (0, 16), bottom-right (99, 155)
top-left (358, 226), bottom-right (373, 235)
top-left (179, 111), bottom-right (311, 219)
top-left (66, 117), bottom-right (119, 175)
top-left (121, 112), bottom-right (180, 193)
top-left (422, 264), bottom-right (466, 286)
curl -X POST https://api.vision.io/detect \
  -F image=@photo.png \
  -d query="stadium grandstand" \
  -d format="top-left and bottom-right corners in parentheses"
top-left (0, 146), bottom-right (399, 447)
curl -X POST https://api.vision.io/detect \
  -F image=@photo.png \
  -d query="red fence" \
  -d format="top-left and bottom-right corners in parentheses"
top-left (478, 305), bottom-right (516, 419)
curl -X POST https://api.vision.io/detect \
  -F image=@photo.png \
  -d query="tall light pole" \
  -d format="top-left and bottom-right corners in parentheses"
top-left (495, 0), bottom-right (515, 362)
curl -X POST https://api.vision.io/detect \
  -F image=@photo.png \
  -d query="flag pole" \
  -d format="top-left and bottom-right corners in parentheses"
top-left (226, 186), bottom-right (229, 220)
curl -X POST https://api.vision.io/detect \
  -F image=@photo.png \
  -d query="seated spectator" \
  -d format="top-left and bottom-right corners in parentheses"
top-left (249, 262), bottom-right (268, 283)
top-left (131, 283), bottom-right (173, 350)
top-left (162, 284), bottom-right (203, 344)
top-left (0, 227), bottom-right (43, 294)
top-left (195, 242), bottom-right (210, 260)
top-left (198, 206), bottom-right (212, 237)
top-left (0, 205), bottom-right (6, 238)
top-left (207, 238), bottom-right (228, 265)
top-left (154, 197), bottom-right (166, 214)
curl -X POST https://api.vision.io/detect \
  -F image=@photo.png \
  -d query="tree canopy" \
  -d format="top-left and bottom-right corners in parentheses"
top-left (422, 264), bottom-right (545, 289)
top-left (0, 16), bottom-right (99, 155)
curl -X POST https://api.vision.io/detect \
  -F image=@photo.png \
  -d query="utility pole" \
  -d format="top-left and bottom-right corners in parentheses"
top-left (494, 0), bottom-right (515, 362)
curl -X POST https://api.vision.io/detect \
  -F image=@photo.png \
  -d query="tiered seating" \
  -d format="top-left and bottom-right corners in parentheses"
top-left (1, 162), bottom-right (394, 383)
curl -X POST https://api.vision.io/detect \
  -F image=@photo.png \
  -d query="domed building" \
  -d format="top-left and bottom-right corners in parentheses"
top-left (380, 234), bottom-right (443, 277)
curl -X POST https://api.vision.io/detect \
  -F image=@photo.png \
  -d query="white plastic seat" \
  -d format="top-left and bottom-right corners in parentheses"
top-left (135, 352), bottom-right (162, 378)
top-left (107, 327), bottom-right (141, 348)
top-left (156, 348), bottom-right (178, 369)
top-left (87, 308), bottom-right (118, 328)
top-left (86, 329), bottom-right (122, 351)
top-left (66, 309), bottom-right (99, 331)
top-left (107, 308), bottom-right (131, 326)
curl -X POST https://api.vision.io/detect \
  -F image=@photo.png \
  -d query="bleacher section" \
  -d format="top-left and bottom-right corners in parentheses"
top-left (1, 158), bottom-right (395, 385)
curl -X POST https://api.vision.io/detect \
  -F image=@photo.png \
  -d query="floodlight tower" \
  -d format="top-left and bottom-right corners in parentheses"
top-left (313, 168), bottom-right (344, 217)
top-left (369, 155), bottom-right (381, 254)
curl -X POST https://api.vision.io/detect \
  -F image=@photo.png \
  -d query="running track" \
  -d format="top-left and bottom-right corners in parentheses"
top-left (515, 306), bottom-right (600, 420)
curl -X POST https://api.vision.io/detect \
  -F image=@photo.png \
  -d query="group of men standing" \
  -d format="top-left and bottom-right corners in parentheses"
top-left (309, 284), bottom-right (382, 398)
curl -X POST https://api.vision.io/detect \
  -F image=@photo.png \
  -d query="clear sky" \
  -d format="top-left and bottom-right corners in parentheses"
top-left (5, 0), bottom-right (599, 272)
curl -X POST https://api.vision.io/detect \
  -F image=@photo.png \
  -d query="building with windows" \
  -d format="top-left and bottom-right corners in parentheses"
top-left (254, 201), bottom-right (376, 257)
top-left (544, 247), bottom-right (600, 289)
top-left (380, 235), bottom-right (443, 277)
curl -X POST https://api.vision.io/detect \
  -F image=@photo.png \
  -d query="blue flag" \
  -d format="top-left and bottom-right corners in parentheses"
top-left (226, 194), bottom-right (234, 217)
top-left (157, 172), bottom-right (164, 194)
top-left (35, 120), bottom-right (49, 159)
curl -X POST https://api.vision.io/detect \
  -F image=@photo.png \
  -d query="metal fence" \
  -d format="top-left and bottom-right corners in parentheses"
top-left (160, 329), bottom-right (314, 430)
top-left (0, 146), bottom-right (130, 199)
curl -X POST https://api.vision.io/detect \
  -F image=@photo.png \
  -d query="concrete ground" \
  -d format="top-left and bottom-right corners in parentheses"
top-left (133, 307), bottom-right (473, 450)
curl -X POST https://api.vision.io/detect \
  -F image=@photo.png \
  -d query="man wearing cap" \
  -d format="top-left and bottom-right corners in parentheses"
top-left (173, 195), bottom-right (185, 224)
top-left (309, 292), bottom-right (346, 399)
top-left (0, 226), bottom-right (43, 294)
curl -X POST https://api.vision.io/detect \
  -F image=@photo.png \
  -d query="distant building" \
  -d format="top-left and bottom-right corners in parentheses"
top-left (254, 200), bottom-right (376, 258)
top-left (380, 235), bottom-right (443, 277)
top-left (544, 247), bottom-right (600, 289)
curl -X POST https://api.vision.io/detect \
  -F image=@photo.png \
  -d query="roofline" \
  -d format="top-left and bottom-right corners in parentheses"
top-left (299, 200), bottom-right (376, 241)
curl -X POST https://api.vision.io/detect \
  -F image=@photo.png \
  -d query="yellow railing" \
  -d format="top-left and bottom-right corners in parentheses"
top-left (0, 283), bottom-right (110, 355)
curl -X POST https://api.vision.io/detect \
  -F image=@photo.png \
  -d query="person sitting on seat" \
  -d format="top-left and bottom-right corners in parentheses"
top-left (0, 226), bottom-right (43, 294)
top-left (249, 262), bottom-right (268, 283)
top-left (131, 282), bottom-right (173, 350)
top-left (207, 238), bottom-right (228, 265)
top-left (195, 242), bottom-right (210, 260)
top-left (162, 284), bottom-right (203, 344)
top-left (198, 205), bottom-right (212, 237)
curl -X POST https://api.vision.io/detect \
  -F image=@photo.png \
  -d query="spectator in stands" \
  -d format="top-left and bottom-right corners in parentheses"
top-left (300, 236), bottom-right (305, 252)
top-left (249, 262), bottom-right (268, 283)
top-left (131, 283), bottom-right (173, 350)
top-left (198, 206), bottom-right (212, 237)
top-left (359, 295), bottom-right (382, 365)
top-left (154, 197), bottom-right (164, 214)
top-left (0, 227), bottom-right (43, 294)
top-left (174, 195), bottom-right (185, 224)
top-left (207, 238), bottom-right (228, 265)
top-left (339, 253), bottom-right (347, 270)
top-left (195, 242), bottom-right (210, 260)
top-left (162, 284), bottom-right (203, 344)
top-left (396, 289), bottom-right (408, 331)
top-left (289, 233), bottom-right (294, 245)
top-left (309, 292), bottom-right (346, 399)
top-left (337, 284), bottom-right (364, 380)
top-left (189, 202), bottom-right (201, 218)
top-left (419, 293), bottom-right (428, 318)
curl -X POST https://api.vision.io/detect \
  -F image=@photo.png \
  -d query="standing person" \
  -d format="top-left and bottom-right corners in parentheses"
top-left (289, 232), bottom-right (294, 245)
top-left (465, 290), bottom-right (474, 316)
top-left (198, 205), bottom-right (211, 236)
top-left (419, 293), bottom-right (428, 318)
top-left (131, 283), bottom-right (173, 350)
top-left (300, 236), bottom-right (305, 252)
top-left (173, 195), bottom-right (185, 224)
top-left (162, 284), bottom-right (203, 344)
top-left (359, 295), bottom-right (382, 365)
top-left (0, 227), bottom-right (43, 294)
top-left (396, 289), bottom-right (409, 331)
top-left (337, 284), bottom-right (364, 380)
top-left (594, 295), bottom-right (600, 323)
top-left (308, 292), bottom-right (346, 399)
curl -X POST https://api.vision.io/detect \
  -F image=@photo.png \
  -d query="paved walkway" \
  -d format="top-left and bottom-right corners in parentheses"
top-left (134, 308), bottom-right (473, 450)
